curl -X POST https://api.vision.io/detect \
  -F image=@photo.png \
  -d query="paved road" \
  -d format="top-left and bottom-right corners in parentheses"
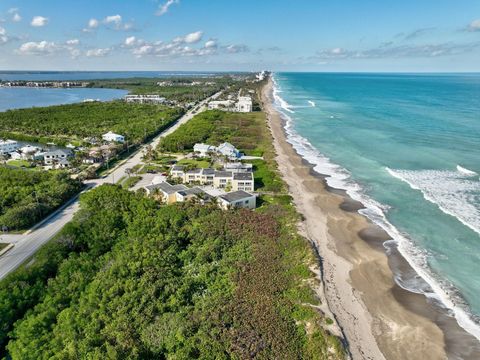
top-left (0, 92), bottom-right (220, 280)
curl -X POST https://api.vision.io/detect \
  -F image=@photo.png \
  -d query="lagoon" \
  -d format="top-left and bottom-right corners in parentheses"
top-left (0, 87), bottom-right (128, 112)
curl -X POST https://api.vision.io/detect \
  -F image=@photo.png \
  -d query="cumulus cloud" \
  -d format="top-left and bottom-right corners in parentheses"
top-left (16, 41), bottom-right (58, 55)
top-left (104, 15), bottom-right (122, 25)
top-left (466, 19), bottom-right (480, 32)
top-left (8, 8), bottom-right (22, 22)
top-left (86, 48), bottom-right (111, 57)
top-left (66, 39), bottom-right (80, 46)
top-left (156, 0), bottom-right (179, 16)
top-left (126, 31), bottom-right (248, 59)
top-left (84, 15), bottom-right (133, 32)
top-left (0, 26), bottom-right (8, 44)
top-left (314, 41), bottom-right (480, 60)
top-left (31, 16), bottom-right (48, 27)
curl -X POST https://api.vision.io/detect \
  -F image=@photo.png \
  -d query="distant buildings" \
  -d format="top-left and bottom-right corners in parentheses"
top-left (208, 96), bottom-right (253, 113)
top-left (193, 143), bottom-right (217, 157)
top-left (0, 140), bottom-right (19, 155)
top-left (124, 95), bottom-right (166, 104)
top-left (102, 131), bottom-right (125, 143)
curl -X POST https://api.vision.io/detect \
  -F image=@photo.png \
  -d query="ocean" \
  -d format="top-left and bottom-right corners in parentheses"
top-left (272, 72), bottom-right (480, 340)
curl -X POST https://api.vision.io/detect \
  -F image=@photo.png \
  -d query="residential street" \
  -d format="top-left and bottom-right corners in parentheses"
top-left (0, 92), bottom-right (221, 280)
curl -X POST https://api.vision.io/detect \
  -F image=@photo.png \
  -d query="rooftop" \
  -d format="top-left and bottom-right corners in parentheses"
top-left (214, 170), bottom-right (233, 178)
top-left (219, 190), bottom-right (255, 203)
top-left (233, 172), bottom-right (254, 181)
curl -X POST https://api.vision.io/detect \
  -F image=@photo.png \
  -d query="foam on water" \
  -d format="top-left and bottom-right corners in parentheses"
top-left (457, 165), bottom-right (478, 177)
top-left (308, 100), bottom-right (316, 107)
top-left (271, 74), bottom-right (480, 341)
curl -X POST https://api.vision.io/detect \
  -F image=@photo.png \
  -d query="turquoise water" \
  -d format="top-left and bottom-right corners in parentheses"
top-left (0, 87), bottom-right (128, 112)
top-left (273, 73), bottom-right (480, 338)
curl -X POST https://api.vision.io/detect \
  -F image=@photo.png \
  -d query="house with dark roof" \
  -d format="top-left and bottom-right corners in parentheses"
top-left (232, 172), bottom-right (254, 192)
top-left (218, 190), bottom-right (256, 210)
top-left (144, 182), bottom-right (188, 204)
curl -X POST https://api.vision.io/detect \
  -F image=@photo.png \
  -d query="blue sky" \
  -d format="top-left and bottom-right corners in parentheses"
top-left (0, 0), bottom-right (479, 71)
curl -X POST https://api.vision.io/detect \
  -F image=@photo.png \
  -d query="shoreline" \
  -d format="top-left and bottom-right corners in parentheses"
top-left (261, 77), bottom-right (480, 359)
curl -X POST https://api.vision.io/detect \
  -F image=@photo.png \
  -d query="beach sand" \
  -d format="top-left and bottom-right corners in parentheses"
top-left (261, 78), bottom-right (480, 359)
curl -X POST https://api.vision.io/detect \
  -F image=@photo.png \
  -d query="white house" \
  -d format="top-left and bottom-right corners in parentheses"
top-left (232, 172), bottom-right (254, 192)
top-left (124, 95), bottom-right (166, 104)
top-left (208, 100), bottom-right (235, 110)
top-left (102, 131), bottom-right (125, 143)
top-left (0, 140), bottom-right (19, 155)
top-left (218, 190), bottom-right (256, 210)
top-left (217, 142), bottom-right (241, 159)
top-left (193, 143), bottom-right (217, 157)
top-left (44, 149), bottom-right (71, 166)
top-left (236, 96), bottom-right (253, 112)
top-left (224, 162), bottom-right (253, 173)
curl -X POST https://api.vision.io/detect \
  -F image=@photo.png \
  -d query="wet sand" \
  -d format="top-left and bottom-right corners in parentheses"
top-left (261, 78), bottom-right (480, 359)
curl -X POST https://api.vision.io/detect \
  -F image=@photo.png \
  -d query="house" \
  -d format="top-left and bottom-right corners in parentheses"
top-left (232, 172), bottom-right (254, 192)
top-left (144, 182), bottom-right (188, 204)
top-left (44, 149), bottom-right (71, 166)
top-left (213, 171), bottom-right (233, 189)
top-left (218, 190), bottom-right (256, 210)
top-left (9, 151), bottom-right (23, 160)
top-left (170, 165), bottom-right (186, 179)
top-left (0, 140), bottom-right (18, 155)
top-left (124, 95), bottom-right (166, 104)
top-left (236, 96), bottom-right (253, 112)
top-left (193, 143), bottom-right (217, 157)
top-left (19, 145), bottom-right (41, 156)
top-left (175, 187), bottom-right (212, 204)
top-left (184, 168), bottom-right (215, 185)
top-left (102, 131), bottom-right (125, 143)
top-left (217, 142), bottom-right (241, 159)
top-left (224, 162), bottom-right (253, 173)
top-left (208, 100), bottom-right (235, 110)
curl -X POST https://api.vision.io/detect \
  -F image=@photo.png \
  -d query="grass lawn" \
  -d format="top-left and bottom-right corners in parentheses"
top-left (7, 160), bottom-right (33, 168)
top-left (176, 158), bottom-right (211, 168)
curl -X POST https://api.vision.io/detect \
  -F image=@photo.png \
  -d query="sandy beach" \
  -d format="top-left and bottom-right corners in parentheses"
top-left (261, 78), bottom-right (480, 360)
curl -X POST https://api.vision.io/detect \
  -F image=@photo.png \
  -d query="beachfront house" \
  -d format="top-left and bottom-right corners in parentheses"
top-left (44, 149), bottom-right (71, 166)
top-left (175, 187), bottom-right (212, 204)
top-left (102, 131), bottom-right (125, 143)
top-left (193, 143), bottom-right (217, 157)
top-left (0, 140), bottom-right (19, 155)
top-left (217, 142), bottom-right (241, 159)
top-left (144, 182), bottom-right (188, 204)
top-left (218, 190), bottom-right (256, 210)
top-left (213, 171), bottom-right (233, 189)
top-left (224, 162), bottom-right (253, 173)
top-left (232, 172), bottom-right (254, 192)
top-left (235, 96), bottom-right (253, 112)
top-left (184, 168), bottom-right (215, 185)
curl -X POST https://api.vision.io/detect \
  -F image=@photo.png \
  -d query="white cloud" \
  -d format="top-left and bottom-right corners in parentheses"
top-left (31, 16), bottom-right (48, 27)
top-left (16, 41), bottom-right (58, 55)
top-left (12, 13), bottom-right (22, 22)
top-left (86, 48), bottom-right (111, 57)
top-left (156, 0), bottom-right (179, 16)
top-left (88, 18), bottom-right (99, 28)
top-left (173, 31), bottom-right (203, 45)
top-left (66, 39), bottom-right (80, 46)
top-left (104, 15), bottom-right (122, 25)
top-left (0, 26), bottom-right (8, 44)
top-left (205, 40), bottom-right (217, 49)
top-left (225, 44), bottom-right (249, 53)
top-left (125, 36), bottom-right (137, 46)
top-left (467, 19), bottom-right (480, 32)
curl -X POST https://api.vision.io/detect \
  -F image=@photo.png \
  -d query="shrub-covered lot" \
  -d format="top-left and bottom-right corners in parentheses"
top-left (0, 102), bottom-right (183, 145)
top-left (0, 185), bottom-right (344, 359)
top-left (0, 167), bottom-right (82, 230)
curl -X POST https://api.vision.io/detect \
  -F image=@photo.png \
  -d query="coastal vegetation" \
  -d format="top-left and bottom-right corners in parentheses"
top-left (87, 77), bottom-right (231, 103)
top-left (0, 102), bottom-right (183, 145)
top-left (158, 109), bottom-right (284, 192)
top-left (0, 167), bottom-right (81, 230)
top-left (0, 184), bottom-right (343, 359)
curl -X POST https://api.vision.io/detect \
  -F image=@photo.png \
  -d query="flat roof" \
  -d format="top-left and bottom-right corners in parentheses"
top-left (233, 172), bottom-right (253, 181)
top-left (219, 190), bottom-right (254, 203)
